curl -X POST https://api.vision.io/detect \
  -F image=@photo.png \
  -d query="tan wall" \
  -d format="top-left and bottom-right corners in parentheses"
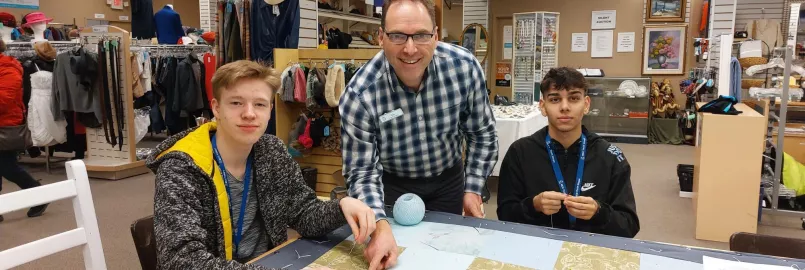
top-left (488, 0), bottom-right (703, 105)
top-left (0, 0), bottom-right (131, 31)
top-left (154, 0), bottom-right (201, 28)
top-left (442, 4), bottom-right (463, 42)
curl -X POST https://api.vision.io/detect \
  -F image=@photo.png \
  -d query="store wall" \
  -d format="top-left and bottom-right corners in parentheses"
top-left (442, 4), bottom-right (463, 42)
top-left (0, 0), bottom-right (131, 30)
top-left (488, 0), bottom-right (703, 105)
top-left (154, 0), bottom-right (201, 28)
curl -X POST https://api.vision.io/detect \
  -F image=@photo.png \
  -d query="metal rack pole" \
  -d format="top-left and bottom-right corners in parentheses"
top-left (771, 46), bottom-right (791, 211)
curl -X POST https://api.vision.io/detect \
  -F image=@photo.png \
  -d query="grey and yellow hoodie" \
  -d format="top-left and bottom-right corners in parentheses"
top-left (146, 122), bottom-right (346, 269)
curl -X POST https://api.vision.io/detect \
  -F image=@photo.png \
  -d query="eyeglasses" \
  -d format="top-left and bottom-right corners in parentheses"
top-left (384, 32), bottom-right (435, 45)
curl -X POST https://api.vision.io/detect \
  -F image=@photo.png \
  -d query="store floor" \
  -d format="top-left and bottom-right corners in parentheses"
top-left (1, 143), bottom-right (804, 269)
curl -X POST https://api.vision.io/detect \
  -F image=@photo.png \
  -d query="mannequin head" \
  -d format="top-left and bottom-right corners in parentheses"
top-left (0, 12), bottom-right (17, 44)
top-left (22, 12), bottom-right (52, 42)
top-left (0, 25), bottom-right (12, 44)
top-left (29, 22), bottom-right (46, 42)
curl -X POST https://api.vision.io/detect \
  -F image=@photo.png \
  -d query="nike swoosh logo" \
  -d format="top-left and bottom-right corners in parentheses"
top-left (581, 185), bottom-right (596, 192)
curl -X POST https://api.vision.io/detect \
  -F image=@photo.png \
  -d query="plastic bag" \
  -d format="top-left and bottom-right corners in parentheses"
top-left (134, 107), bottom-right (151, 144)
top-left (748, 87), bottom-right (804, 101)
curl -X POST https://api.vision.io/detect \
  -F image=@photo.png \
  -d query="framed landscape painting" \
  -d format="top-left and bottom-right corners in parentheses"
top-left (646, 0), bottom-right (687, 22)
top-left (642, 25), bottom-right (686, 75)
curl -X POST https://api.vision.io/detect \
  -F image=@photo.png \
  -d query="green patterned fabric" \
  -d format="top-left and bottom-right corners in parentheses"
top-left (649, 118), bottom-right (685, 145)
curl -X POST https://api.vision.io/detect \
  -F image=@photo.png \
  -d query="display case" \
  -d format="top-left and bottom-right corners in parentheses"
top-left (582, 77), bottom-right (651, 143)
top-left (512, 11), bottom-right (559, 104)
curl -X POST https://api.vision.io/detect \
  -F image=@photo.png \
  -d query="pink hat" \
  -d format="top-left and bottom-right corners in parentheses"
top-left (22, 12), bottom-right (53, 28)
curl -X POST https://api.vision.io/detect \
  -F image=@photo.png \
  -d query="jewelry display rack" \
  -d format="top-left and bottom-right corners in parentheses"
top-left (511, 11), bottom-right (559, 104)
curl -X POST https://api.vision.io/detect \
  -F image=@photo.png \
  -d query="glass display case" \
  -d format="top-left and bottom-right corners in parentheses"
top-left (582, 77), bottom-right (651, 143)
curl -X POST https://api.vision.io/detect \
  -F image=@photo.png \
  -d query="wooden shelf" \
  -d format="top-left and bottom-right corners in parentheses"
top-left (319, 10), bottom-right (381, 25)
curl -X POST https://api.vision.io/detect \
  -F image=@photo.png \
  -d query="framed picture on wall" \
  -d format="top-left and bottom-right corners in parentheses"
top-left (642, 25), bottom-right (687, 75)
top-left (646, 0), bottom-right (687, 22)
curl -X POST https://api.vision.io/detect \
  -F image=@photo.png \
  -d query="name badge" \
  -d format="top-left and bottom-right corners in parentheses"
top-left (379, 108), bottom-right (404, 123)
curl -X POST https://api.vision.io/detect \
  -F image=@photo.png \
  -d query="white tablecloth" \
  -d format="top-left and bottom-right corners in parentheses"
top-left (492, 111), bottom-right (548, 176)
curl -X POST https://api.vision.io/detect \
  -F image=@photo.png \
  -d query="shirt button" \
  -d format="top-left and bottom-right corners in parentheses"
top-left (418, 116), bottom-right (424, 121)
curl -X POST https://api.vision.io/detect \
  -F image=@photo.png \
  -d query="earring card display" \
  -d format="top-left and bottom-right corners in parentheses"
top-left (512, 12), bottom-right (560, 105)
top-left (80, 26), bottom-right (149, 180)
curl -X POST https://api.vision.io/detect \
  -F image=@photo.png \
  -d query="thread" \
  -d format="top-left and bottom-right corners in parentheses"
top-left (542, 230), bottom-right (569, 238)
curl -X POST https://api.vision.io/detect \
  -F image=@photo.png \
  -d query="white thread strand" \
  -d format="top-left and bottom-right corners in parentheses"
top-left (420, 241), bottom-right (439, 250)
top-left (542, 230), bottom-right (569, 238)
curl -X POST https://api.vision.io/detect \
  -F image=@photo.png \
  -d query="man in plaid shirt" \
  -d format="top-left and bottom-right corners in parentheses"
top-left (339, 0), bottom-right (498, 268)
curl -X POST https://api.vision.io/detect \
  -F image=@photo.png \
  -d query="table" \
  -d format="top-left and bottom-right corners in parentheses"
top-left (492, 110), bottom-right (548, 176)
top-left (250, 209), bottom-right (805, 270)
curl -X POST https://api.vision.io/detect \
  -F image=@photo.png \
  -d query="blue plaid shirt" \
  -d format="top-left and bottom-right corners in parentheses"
top-left (339, 42), bottom-right (499, 219)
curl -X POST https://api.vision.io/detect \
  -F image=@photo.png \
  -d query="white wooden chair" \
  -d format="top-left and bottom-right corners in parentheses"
top-left (0, 160), bottom-right (107, 269)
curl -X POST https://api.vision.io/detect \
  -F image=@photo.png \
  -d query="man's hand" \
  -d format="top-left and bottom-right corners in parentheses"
top-left (364, 220), bottom-right (399, 270)
top-left (533, 191), bottom-right (568, 215)
top-left (463, 192), bottom-right (484, 218)
top-left (339, 197), bottom-right (376, 244)
top-left (564, 196), bottom-right (599, 220)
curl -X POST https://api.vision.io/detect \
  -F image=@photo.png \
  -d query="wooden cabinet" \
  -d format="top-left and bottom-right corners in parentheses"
top-left (693, 103), bottom-right (767, 242)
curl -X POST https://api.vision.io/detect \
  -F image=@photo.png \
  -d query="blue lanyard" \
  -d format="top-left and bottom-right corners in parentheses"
top-left (211, 134), bottom-right (253, 255)
top-left (545, 133), bottom-right (587, 225)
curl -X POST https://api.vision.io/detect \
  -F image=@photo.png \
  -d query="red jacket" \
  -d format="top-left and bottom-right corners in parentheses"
top-left (0, 54), bottom-right (24, 127)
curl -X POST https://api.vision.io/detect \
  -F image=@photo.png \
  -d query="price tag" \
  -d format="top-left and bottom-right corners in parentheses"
top-left (119, 16), bottom-right (129, 21)
top-left (92, 25), bottom-right (109, 33)
top-left (95, 14), bottom-right (106, 19)
top-left (123, 1), bottom-right (129, 7)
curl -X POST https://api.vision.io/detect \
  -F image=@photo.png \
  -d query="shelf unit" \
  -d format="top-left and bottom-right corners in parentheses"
top-left (512, 11), bottom-right (559, 104)
top-left (314, 0), bottom-right (381, 49)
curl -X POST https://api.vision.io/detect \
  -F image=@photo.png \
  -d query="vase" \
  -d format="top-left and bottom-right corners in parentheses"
top-left (657, 55), bottom-right (667, 64)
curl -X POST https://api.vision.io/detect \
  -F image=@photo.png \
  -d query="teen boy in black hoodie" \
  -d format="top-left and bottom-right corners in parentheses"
top-left (496, 67), bottom-right (639, 238)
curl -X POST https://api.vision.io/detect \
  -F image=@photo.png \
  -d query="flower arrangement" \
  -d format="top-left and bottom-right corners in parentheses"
top-left (649, 35), bottom-right (677, 68)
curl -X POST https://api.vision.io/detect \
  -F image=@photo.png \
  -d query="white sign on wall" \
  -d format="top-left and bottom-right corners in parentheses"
top-left (592, 10), bottom-right (616, 29)
top-left (0, 0), bottom-right (39, 9)
top-left (617, 32), bottom-right (635, 52)
top-left (591, 30), bottom-right (614, 58)
top-left (571, 33), bottom-right (588, 52)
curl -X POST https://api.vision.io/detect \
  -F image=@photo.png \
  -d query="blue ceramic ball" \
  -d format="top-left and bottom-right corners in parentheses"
top-left (393, 193), bottom-right (425, 226)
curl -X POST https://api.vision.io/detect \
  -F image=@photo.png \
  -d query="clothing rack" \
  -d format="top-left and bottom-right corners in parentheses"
top-left (4, 41), bottom-right (81, 59)
top-left (131, 44), bottom-right (213, 58)
top-left (4, 41), bottom-right (83, 174)
top-left (273, 48), bottom-right (379, 197)
top-left (79, 26), bottom-right (149, 180)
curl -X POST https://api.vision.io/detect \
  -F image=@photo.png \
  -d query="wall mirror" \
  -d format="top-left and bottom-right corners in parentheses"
top-left (460, 23), bottom-right (489, 65)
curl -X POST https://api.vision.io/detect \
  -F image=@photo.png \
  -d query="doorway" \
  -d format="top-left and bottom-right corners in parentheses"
top-left (490, 16), bottom-right (513, 99)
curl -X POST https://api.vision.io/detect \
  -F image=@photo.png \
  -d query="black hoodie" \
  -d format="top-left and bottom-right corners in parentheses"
top-left (496, 126), bottom-right (639, 238)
